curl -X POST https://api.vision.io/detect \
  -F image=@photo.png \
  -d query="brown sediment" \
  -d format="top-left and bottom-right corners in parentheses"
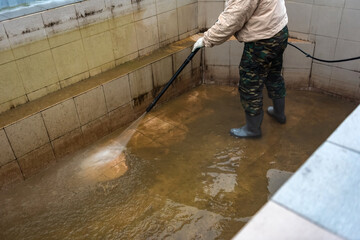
top-left (0, 85), bottom-right (356, 239)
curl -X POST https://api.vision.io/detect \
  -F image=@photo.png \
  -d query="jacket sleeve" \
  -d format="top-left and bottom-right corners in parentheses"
top-left (203, 0), bottom-right (260, 47)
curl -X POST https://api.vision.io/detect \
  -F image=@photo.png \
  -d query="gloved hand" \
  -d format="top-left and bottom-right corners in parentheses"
top-left (192, 37), bottom-right (204, 52)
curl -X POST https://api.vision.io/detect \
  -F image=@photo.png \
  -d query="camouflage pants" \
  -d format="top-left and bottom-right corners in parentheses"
top-left (239, 26), bottom-right (288, 116)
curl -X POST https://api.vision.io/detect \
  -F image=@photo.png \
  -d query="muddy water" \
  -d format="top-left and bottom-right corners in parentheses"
top-left (0, 86), bottom-right (357, 239)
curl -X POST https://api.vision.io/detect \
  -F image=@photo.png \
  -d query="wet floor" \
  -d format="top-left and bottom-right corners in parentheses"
top-left (0, 85), bottom-right (357, 239)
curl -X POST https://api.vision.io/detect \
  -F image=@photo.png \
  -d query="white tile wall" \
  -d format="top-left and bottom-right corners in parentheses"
top-left (156, 0), bottom-right (176, 14)
top-left (177, 3), bottom-right (198, 35)
top-left (105, 0), bottom-right (133, 18)
top-left (103, 75), bottom-right (132, 111)
top-left (339, 9), bottom-right (360, 42)
top-left (345, 0), bottom-right (360, 10)
top-left (0, 129), bottom-right (15, 166)
top-left (157, 10), bottom-right (179, 42)
top-left (42, 4), bottom-right (79, 36)
top-left (310, 5), bottom-right (343, 38)
top-left (334, 39), bottom-right (360, 71)
top-left (5, 113), bottom-right (50, 158)
top-left (75, 0), bottom-right (110, 26)
top-left (205, 41), bottom-right (230, 66)
top-left (132, 0), bottom-right (156, 21)
top-left (135, 16), bottom-right (159, 50)
top-left (0, 23), bottom-right (11, 51)
top-left (42, 99), bottom-right (80, 140)
top-left (74, 86), bottom-right (108, 125)
top-left (3, 13), bottom-right (47, 47)
top-left (313, 35), bottom-right (337, 60)
top-left (314, 0), bottom-right (345, 8)
top-left (286, 1), bottom-right (313, 33)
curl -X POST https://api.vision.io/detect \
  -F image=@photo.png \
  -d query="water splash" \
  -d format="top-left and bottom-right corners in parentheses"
top-left (77, 112), bottom-right (147, 183)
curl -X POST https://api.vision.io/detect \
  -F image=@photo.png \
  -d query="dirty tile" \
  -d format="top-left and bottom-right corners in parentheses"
top-left (329, 68), bottom-right (359, 98)
top-left (176, 0), bottom-right (197, 8)
top-left (129, 65), bottom-right (153, 98)
top-left (83, 31), bottom-right (115, 70)
top-left (205, 41), bottom-right (230, 66)
top-left (27, 82), bottom-right (61, 101)
top-left (177, 3), bottom-right (198, 35)
top-left (283, 68), bottom-right (311, 88)
top-left (0, 129), bottom-right (15, 166)
top-left (173, 48), bottom-right (192, 77)
top-left (3, 13), bottom-right (48, 55)
top-left (42, 99), bottom-right (80, 141)
top-left (16, 50), bottom-right (59, 93)
top-left (5, 113), bottom-right (50, 158)
top-left (52, 40), bottom-right (89, 80)
top-left (111, 23), bottom-right (138, 60)
top-left (283, 42), bottom-right (313, 69)
top-left (205, 65), bottom-right (230, 85)
top-left (108, 12), bottom-right (134, 29)
top-left (60, 72), bottom-right (90, 88)
top-left (314, 0), bottom-right (345, 7)
top-left (132, 0), bottom-right (157, 21)
top-left (105, 0), bottom-right (133, 18)
top-left (17, 143), bottom-right (56, 179)
top-left (108, 103), bottom-right (135, 131)
top-left (52, 128), bottom-right (85, 159)
top-left (157, 10), bottom-right (178, 42)
top-left (234, 201), bottom-right (343, 240)
top-left (74, 86), bottom-right (107, 125)
top-left (0, 61), bottom-right (26, 104)
top-left (103, 75), bottom-right (132, 112)
top-left (152, 56), bottom-right (173, 87)
top-left (328, 105), bottom-right (360, 153)
top-left (81, 115), bottom-right (111, 145)
top-left (42, 4), bottom-right (79, 38)
top-left (134, 16), bottom-right (159, 50)
top-left (0, 96), bottom-right (28, 115)
top-left (273, 142), bottom-right (360, 240)
top-left (310, 63), bottom-right (331, 89)
top-left (89, 60), bottom-right (115, 77)
top-left (0, 161), bottom-right (23, 190)
top-left (0, 23), bottom-right (14, 64)
top-left (80, 20), bottom-right (110, 39)
top-left (156, 0), bottom-right (176, 14)
top-left (75, 0), bottom-right (111, 26)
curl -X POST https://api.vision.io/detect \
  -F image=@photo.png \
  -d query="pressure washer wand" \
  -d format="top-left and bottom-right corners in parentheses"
top-left (146, 48), bottom-right (200, 113)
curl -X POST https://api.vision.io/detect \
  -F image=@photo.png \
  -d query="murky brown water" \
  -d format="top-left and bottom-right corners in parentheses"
top-left (0, 85), bottom-right (357, 239)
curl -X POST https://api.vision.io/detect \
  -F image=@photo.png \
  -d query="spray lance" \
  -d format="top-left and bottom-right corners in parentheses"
top-left (146, 47), bottom-right (200, 113)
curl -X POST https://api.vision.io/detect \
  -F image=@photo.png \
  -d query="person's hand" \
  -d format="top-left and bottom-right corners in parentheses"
top-left (192, 37), bottom-right (204, 52)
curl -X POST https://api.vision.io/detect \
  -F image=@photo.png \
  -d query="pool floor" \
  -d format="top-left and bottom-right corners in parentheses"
top-left (0, 85), bottom-right (357, 239)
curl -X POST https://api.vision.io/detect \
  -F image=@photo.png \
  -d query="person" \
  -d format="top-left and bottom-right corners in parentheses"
top-left (192, 0), bottom-right (288, 138)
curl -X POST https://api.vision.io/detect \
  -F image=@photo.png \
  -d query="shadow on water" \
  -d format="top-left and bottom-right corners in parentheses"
top-left (0, 86), bottom-right (357, 240)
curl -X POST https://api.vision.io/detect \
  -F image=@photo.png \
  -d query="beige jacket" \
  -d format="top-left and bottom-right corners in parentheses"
top-left (203, 0), bottom-right (288, 47)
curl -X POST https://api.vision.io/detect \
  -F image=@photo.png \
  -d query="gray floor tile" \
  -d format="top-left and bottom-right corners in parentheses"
top-left (328, 105), bottom-right (360, 153)
top-left (273, 142), bottom-right (360, 240)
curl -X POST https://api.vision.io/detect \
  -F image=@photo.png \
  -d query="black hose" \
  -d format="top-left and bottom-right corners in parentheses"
top-left (288, 42), bottom-right (360, 63)
top-left (146, 48), bottom-right (200, 113)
